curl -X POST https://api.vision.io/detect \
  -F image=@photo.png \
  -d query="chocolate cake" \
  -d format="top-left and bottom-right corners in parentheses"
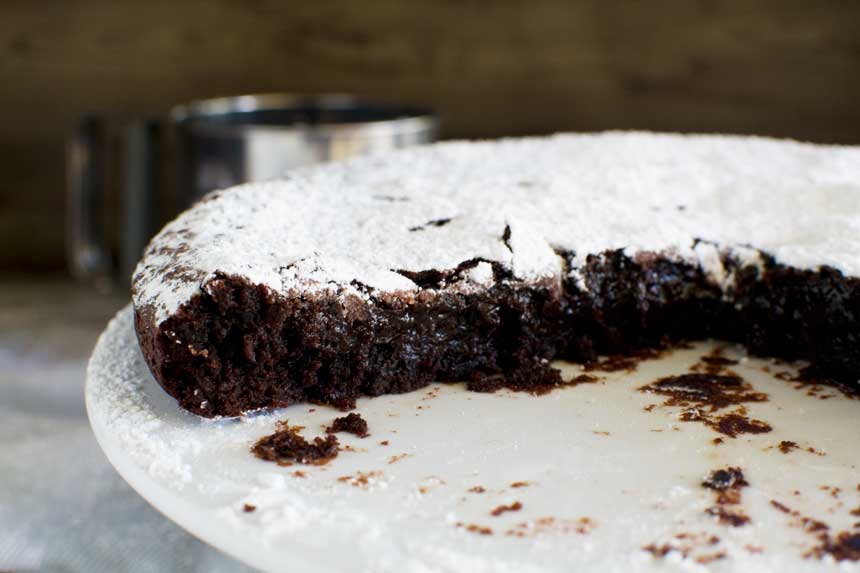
top-left (132, 132), bottom-right (860, 417)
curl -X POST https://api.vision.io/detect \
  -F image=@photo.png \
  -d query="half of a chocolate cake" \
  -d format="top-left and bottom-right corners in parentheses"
top-left (132, 132), bottom-right (860, 417)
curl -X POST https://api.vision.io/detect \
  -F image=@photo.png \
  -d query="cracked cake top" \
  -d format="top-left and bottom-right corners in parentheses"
top-left (132, 131), bottom-right (860, 326)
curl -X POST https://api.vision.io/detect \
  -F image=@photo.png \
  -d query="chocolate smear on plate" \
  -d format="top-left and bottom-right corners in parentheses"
top-left (639, 372), bottom-right (771, 437)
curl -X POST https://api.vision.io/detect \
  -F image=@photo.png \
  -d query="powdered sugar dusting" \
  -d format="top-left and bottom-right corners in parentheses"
top-left (133, 131), bottom-right (860, 329)
top-left (86, 310), bottom-right (198, 486)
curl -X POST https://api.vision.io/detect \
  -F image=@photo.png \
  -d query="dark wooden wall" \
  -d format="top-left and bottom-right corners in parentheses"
top-left (3, 0), bottom-right (860, 271)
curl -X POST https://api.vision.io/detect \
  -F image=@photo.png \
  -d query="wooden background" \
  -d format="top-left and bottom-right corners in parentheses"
top-left (3, 0), bottom-right (860, 272)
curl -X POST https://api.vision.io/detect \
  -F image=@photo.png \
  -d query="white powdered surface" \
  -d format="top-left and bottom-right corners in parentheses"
top-left (87, 307), bottom-right (860, 573)
top-left (133, 132), bottom-right (860, 326)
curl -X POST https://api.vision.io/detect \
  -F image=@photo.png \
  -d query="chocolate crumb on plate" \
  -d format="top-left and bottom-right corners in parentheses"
top-left (243, 504), bottom-right (256, 513)
top-left (584, 347), bottom-right (665, 373)
top-left (696, 551), bottom-right (727, 564)
top-left (702, 467), bottom-right (751, 527)
top-left (770, 500), bottom-right (792, 514)
top-left (714, 413), bottom-right (772, 438)
top-left (643, 531), bottom-right (723, 562)
top-left (691, 346), bottom-right (740, 375)
top-left (456, 522), bottom-right (493, 535)
top-left (506, 516), bottom-right (595, 537)
top-left (774, 500), bottom-right (860, 563)
top-left (807, 446), bottom-right (826, 457)
top-left (779, 440), bottom-right (799, 454)
top-left (337, 470), bottom-right (383, 489)
top-left (565, 373), bottom-right (601, 386)
top-left (490, 502), bottom-right (523, 516)
top-left (809, 532), bottom-right (860, 561)
top-left (325, 412), bottom-right (369, 438)
top-left (643, 543), bottom-right (674, 558)
top-left (706, 506), bottom-right (751, 527)
top-left (465, 361), bottom-right (563, 396)
top-left (701, 356), bottom-right (739, 367)
top-left (765, 498), bottom-right (858, 560)
top-left (781, 366), bottom-right (860, 401)
top-left (639, 372), bottom-right (772, 437)
top-left (702, 467), bottom-right (749, 492)
top-left (252, 421), bottom-right (339, 466)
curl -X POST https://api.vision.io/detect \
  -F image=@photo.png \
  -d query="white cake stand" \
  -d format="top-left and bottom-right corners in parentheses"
top-left (86, 306), bottom-right (860, 572)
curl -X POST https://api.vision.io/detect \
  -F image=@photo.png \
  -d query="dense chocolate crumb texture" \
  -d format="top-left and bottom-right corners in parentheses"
top-left (326, 413), bottom-right (370, 437)
top-left (131, 131), bottom-right (860, 417)
top-left (252, 421), bottom-right (339, 465)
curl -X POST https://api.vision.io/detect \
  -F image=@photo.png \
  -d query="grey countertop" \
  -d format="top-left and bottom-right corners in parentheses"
top-left (0, 278), bottom-right (252, 572)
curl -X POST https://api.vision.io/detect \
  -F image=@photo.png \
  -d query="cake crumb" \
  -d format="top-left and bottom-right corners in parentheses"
top-left (511, 481), bottom-right (532, 488)
top-left (388, 453), bottom-right (410, 464)
top-left (639, 373), bottom-right (771, 437)
top-left (337, 470), bottom-right (383, 489)
top-left (252, 421), bottom-right (339, 465)
top-left (643, 531), bottom-right (722, 562)
top-left (702, 467), bottom-right (748, 491)
top-left (565, 373), bottom-right (601, 386)
top-left (643, 543), bottom-right (674, 558)
top-left (690, 347), bottom-right (739, 375)
top-left (456, 522), bottom-right (493, 535)
top-left (491, 501), bottom-right (523, 516)
top-left (702, 467), bottom-right (751, 527)
top-left (242, 503), bottom-right (256, 513)
top-left (506, 516), bottom-right (595, 537)
top-left (696, 551), bottom-right (727, 564)
top-left (779, 440), bottom-right (799, 454)
top-left (325, 412), bottom-right (369, 438)
top-left (767, 498), bottom-right (854, 560)
top-left (821, 485), bottom-right (841, 499)
top-left (585, 347), bottom-right (664, 373)
top-left (771, 500), bottom-right (792, 514)
top-left (379, 440), bottom-right (389, 446)
top-left (808, 531), bottom-right (860, 561)
top-left (706, 506), bottom-right (751, 527)
top-left (468, 486), bottom-right (486, 493)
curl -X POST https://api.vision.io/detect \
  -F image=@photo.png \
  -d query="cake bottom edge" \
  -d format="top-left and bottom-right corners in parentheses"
top-left (134, 250), bottom-right (860, 417)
